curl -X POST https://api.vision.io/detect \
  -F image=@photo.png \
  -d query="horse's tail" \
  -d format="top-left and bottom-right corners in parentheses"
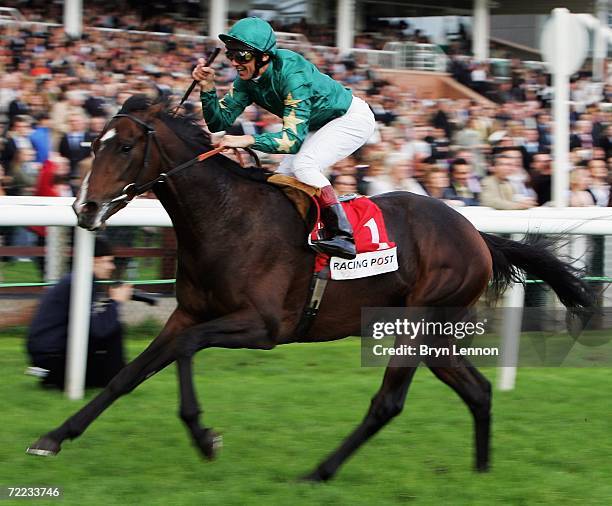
top-left (479, 232), bottom-right (597, 310)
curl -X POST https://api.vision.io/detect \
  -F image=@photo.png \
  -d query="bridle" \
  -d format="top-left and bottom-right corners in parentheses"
top-left (105, 47), bottom-right (226, 205)
top-left (106, 112), bottom-right (226, 205)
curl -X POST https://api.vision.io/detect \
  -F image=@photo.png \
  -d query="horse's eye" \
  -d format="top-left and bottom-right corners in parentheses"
top-left (121, 145), bottom-right (133, 153)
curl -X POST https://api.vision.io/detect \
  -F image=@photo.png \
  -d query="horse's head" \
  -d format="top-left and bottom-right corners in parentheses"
top-left (73, 95), bottom-right (169, 230)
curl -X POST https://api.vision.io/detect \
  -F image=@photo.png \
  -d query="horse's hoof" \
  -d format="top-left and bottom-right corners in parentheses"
top-left (476, 463), bottom-right (490, 473)
top-left (198, 429), bottom-right (222, 460)
top-left (26, 437), bottom-right (61, 457)
top-left (300, 469), bottom-right (329, 483)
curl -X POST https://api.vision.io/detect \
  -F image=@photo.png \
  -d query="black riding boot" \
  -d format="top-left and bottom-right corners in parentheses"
top-left (311, 203), bottom-right (357, 259)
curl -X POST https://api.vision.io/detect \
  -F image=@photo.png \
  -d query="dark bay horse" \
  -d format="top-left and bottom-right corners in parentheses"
top-left (27, 96), bottom-right (595, 481)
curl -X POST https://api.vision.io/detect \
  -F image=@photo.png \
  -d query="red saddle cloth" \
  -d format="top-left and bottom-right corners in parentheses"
top-left (310, 195), bottom-right (398, 279)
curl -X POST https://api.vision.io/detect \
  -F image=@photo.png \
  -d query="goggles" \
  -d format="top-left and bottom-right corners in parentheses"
top-left (225, 49), bottom-right (256, 64)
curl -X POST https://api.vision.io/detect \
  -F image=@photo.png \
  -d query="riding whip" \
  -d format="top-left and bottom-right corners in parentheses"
top-left (176, 47), bottom-right (221, 110)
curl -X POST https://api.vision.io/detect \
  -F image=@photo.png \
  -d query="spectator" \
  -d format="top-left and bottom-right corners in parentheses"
top-left (530, 152), bottom-right (553, 206)
top-left (35, 152), bottom-right (73, 198)
top-left (587, 158), bottom-right (610, 206)
top-left (570, 120), bottom-right (594, 150)
top-left (454, 117), bottom-right (487, 175)
top-left (11, 146), bottom-right (41, 196)
top-left (83, 83), bottom-right (110, 117)
top-left (333, 174), bottom-right (358, 196)
top-left (363, 154), bottom-right (390, 196)
top-left (569, 168), bottom-right (596, 207)
top-left (29, 113), bottom-right (53, 163)
top-left (1, 115), bottom-right (35, 186)
top-left (480, 154), bottom-right (536, 209)
top-left (504, 148), bottom-right (537, 201)
top-left (423, 167), bottom-right (450, 199)
top-left (7, 89), bottom-right (30, 126)
top-left (443, 158), bottom-right (480, 205)
top-left (58, 113), bottom-right (94, 179)
top-left (599, 125), bottom-right (612, 160)
top-left (26, 238), bottom-right (132, 390)
top-left (522, 128), bottom-right (543, 158)
top-left (470, 62), bottom-right (489, 96)
top-left (50, 89), bottom-right (87, 138)
top-left (28, 152), bottom-right (72, 273)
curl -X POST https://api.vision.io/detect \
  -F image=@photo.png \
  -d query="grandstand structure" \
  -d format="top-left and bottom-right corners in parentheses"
top-left (51, 1), bottom-right (604, 60)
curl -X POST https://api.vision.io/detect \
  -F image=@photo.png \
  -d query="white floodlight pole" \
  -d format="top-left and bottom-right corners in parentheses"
top-left (472, 0), bottom-right (490, 60)
top-left (63, 0), bottom-right (82, 38)
top-left (336, 0), bottom-right (356, 56)
top-left (209, 0), bottom-right (227, 39)
top-left (552, 8), bottom-right (571, 208)
top-left (593, 0), bottom-right (609, 81)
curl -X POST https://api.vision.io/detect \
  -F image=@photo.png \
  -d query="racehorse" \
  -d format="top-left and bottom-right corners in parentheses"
top-left (27, 95), bottom-right (595, 481)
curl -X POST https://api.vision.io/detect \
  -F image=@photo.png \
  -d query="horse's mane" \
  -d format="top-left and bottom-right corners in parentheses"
top-left (119, 94), bottom-right (212, 153)
top-left (119, 94), bottom-right (273, 182)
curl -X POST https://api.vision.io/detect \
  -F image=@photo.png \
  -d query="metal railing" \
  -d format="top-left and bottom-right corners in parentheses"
top-left (383, 42), bottom-right (449, 72)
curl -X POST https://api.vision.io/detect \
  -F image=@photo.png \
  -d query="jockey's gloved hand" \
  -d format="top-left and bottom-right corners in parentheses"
top-left (192, 58), bottom-right (216, 92)
top-left (216, 135), bottom-right (255, 149)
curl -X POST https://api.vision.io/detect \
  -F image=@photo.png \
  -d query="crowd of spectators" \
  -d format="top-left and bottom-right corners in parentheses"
top-left (1, 7), bottom-right (612, 261)
top-left (2, 0), bottom-right (437, 47)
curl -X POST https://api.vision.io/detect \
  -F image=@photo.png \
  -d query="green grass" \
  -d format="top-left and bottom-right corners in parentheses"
top-left (0, 260), bottom-right (45, 284)
top-left (0, 259), bottom-right (164, 285)
top-left (1, 334), bottom-right (611, 505)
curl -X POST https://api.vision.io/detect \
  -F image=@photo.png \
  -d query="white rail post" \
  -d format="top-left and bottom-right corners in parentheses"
top-left (45, 226), bottom-right (63, 283)
top-left (497, 234), bottom-right (525, 391)
top-left (64, 227), bottom-right (95, 400)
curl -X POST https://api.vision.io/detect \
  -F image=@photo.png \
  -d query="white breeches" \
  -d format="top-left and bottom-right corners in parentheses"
top-left (276, 95), bottom-right (376, 188)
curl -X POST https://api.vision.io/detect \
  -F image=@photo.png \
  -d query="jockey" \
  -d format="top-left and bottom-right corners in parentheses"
top-left (192, 17), bottom-right (376, 260)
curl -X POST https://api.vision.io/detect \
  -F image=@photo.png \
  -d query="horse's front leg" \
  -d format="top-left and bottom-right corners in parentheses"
top-left (174, 313), bottom-right (275, 459)
top-left (27, 309), bottom-right (195, 457)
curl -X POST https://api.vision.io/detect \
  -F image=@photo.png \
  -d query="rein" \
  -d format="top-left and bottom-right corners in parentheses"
top-left (108, 113), bottom-right (260, 205)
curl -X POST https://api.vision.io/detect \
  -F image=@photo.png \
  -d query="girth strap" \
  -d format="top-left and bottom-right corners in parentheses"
top-left (294, 266), bottom-right (330, 338)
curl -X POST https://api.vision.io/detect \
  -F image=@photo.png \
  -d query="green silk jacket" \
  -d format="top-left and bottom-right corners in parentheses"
top-left (200, 49), bottom-right (353, 154)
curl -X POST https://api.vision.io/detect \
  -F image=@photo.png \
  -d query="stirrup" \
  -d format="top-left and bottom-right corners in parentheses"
top-left (311, 237), bottom-right (356, 259)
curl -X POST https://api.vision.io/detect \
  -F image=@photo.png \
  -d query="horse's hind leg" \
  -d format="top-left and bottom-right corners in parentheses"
top-left (427, 357), bottom-right (492, 471)
top-left (26, 309), bottom-right (193, 457)
top-left (303, 350), bottom-right (419, 482)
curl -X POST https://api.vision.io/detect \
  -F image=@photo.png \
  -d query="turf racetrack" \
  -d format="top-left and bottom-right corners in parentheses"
top-left (1, 334), bottom-right (611, 505)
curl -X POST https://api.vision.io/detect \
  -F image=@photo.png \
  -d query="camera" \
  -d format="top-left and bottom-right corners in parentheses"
top-left (131, 289), bottom-right (159, 306)
top-left (108, 282), bottom-right (159, 306)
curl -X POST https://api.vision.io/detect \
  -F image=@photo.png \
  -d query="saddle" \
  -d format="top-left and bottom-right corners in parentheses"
top-left (267, 174), bottom-right (320, 221)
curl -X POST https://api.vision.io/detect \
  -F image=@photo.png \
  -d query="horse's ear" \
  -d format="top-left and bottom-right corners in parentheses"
top-left (148, 101), bottom-right (167, 117)
top-left (147, 85), bottom-right (171, 116)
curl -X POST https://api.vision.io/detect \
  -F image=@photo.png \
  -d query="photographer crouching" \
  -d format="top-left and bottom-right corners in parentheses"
top-left (26, 238), bottom-right (132, 389)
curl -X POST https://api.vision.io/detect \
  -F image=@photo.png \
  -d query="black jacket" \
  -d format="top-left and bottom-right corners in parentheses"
top-left (58, 131), bottom-right (96, 177)
top-left (27, 274), bottom-right (122, 357)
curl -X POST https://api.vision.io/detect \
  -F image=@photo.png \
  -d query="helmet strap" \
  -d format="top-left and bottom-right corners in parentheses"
top-left (249, 53), bottom-right (269, 81)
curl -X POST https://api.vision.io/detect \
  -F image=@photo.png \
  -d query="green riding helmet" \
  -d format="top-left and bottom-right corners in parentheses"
top-left (219, 17), bottom-right (277, 55)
